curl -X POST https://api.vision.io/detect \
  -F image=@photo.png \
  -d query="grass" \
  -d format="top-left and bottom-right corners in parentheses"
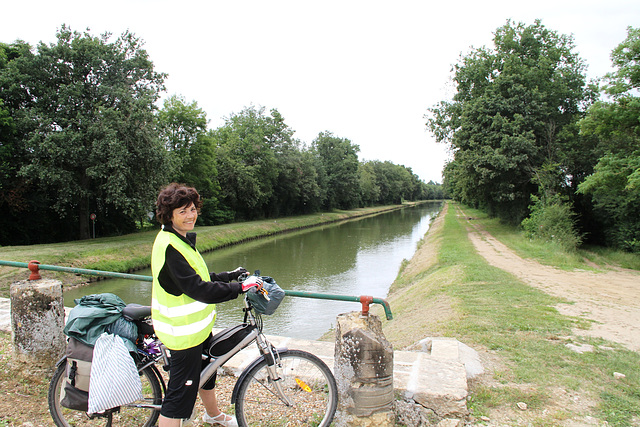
top-left (0, 331), bottom-right (52, 425)
top-left (473, 207), bottom-right (640, 271)
top-left (581, 245), bottom-right (640, 271)
top-left (379, 201), bottom-right (640, 426)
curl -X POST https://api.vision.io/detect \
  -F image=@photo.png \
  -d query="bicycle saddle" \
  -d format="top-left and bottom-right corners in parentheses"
top-left (122, 303), bottom-right (151, 320)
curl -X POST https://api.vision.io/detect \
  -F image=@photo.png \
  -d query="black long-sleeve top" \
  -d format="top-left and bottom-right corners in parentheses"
top-left (157, 224), bottom-right (243, 304)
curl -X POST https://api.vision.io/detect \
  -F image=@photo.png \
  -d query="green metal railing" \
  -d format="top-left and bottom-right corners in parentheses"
top-left (0, 260), bottom-right (393, 320)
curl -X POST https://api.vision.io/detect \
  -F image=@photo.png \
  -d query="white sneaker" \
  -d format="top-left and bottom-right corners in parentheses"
top-left (202, 411), bottom-right (238, 427)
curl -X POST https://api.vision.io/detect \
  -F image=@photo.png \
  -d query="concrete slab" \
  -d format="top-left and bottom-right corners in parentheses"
top-left (393, 348), bottom-right (468, 417)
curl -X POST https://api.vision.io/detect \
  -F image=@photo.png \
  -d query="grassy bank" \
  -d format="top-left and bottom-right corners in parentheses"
top-left (378, 202), bottom-right (640, 426)
top-left (0, 204), bottom-right (409, 298)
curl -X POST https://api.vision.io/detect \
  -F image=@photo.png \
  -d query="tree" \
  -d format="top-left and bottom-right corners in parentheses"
top-left (358, 161), bottom-right (381, 206)
top-left (0, 41), bottom-right (53, 245)
top-left (427, 20), bottom-right (593, 223)
top-left (261, 109), bottom-right (322, 216)
top-left (2, 26), bottom-right (170, 238)
top-left (311, 132), bottom-right (361, 209)
top-left (369, 161), bottom-right (405, 204)
top-left (521, 161), bottom-right (583, 249)
top-left (157, 94), bottom-right (208, 180)
top-left (294, 148), bottom-right (325, 213)
top-left (423, 180), bottom-right (446, 200)
top-left (155, 95), bottom-right (229, 224)
top-left (212, 106), bottom-right (280, 219)
top-left (578, 26), bottom-right (640, 251)
top-left (1, 26), bottom-right (169, 240)
top-left (603, 26), bottom-right (640, 96)
top-left (269, 140), bottom-right (323, 216)
top-left (181, 130), bottom-right (230, 225)
top-left (0, 42), bottom-right (28, 197)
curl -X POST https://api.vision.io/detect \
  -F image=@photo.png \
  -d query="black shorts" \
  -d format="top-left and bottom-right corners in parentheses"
top-left (160, 335), bottom-right (217, 419)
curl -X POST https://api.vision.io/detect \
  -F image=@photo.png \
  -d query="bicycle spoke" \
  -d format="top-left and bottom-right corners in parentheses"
top-left (235, 350), bottom-right (337, 427)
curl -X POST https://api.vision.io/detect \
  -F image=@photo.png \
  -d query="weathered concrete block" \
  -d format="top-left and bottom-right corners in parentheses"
top-left (394, 350), bottom-right (468, 417)
top-left (334, 311), bottom-right (395, 426)
top-left (10, 278), bottom-right (66, 369)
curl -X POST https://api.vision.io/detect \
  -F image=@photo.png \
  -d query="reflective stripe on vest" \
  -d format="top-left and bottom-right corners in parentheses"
top-left (151, 230), bottom-right (216, 350)
top-left (150, 306), bottom-right (217, 338)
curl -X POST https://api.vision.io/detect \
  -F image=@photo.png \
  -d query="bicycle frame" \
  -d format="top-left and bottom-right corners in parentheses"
top-left (128, 295), bottom-right (294, 411)
top-left (199, 326), bottom-right (259, 388)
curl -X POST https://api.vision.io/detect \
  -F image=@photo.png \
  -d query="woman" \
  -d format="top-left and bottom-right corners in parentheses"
top-left (151, 183), bottom-right (262, 427)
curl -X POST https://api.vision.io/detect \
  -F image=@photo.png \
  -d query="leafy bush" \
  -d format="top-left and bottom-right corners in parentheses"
top-left (522, 195), bottom-right (582, 250)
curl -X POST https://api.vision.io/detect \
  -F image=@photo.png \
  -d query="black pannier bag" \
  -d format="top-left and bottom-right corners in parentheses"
top-left (61, 337), bottom-right (93, 411)
top-left (246, 276), bottom-right (285, 315)
top-left (208, 323), bottom-right (257, 357)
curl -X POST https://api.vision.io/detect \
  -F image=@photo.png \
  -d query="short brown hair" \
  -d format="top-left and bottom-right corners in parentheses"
top-left (155, 183), bottom-right (202, 225)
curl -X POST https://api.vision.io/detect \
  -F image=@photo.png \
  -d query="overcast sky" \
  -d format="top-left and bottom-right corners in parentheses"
top-left (2, 1), bottom-right (638, 183)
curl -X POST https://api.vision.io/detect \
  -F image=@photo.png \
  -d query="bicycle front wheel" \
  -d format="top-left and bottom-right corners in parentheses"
top-left (235, 349), bottom-right (338, 427)
top-left (48, 358), bottom-right (162, 427)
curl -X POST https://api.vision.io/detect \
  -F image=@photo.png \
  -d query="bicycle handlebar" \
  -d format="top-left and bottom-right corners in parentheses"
top-left (237, 269), bottom-right (393, 320)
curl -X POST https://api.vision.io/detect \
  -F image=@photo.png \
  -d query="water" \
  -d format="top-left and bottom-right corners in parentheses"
top-left (65, 202), bottom-right (442, 340)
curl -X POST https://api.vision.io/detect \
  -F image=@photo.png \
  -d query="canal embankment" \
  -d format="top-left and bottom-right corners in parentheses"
top-left (375, 201), bottom-right (640, 426)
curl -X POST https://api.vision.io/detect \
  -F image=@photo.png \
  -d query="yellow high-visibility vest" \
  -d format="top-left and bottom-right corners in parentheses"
top-left (151, 230), bottom-right (216, 350)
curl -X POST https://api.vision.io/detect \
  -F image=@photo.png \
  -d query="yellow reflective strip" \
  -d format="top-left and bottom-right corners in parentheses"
top-left (152, 298), bottom-right (210, 318)
top-left (152, 309), bottom-right (216, 337)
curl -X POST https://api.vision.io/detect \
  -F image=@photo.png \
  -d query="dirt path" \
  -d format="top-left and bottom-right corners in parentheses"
top-left (459, 208), bottom-right (640, 352)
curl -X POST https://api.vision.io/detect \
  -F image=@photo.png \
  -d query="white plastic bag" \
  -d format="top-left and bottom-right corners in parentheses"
top-left (88, 332), bottom-right (143, 414)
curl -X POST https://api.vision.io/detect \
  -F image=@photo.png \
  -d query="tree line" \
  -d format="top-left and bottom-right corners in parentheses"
top-left (427, 20), bottom-right (640, 253)
top-left (0, 26), bottom-right (443, 245)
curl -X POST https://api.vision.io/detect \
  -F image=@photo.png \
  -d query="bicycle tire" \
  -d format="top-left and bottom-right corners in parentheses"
top-left (235, 349), bottom-right (338, 427)
top-left (48, 358), bottom-right (162, 427)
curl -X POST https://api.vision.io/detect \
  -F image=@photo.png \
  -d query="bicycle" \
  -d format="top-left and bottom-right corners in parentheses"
top-left (48, 274), bottom-right (338, 426)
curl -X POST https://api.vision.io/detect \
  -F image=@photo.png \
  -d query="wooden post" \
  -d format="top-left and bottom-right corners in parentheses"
top-left (10, 278), bottom-right (66, 370)
top-left (334, 311), bottom-right (395, 426)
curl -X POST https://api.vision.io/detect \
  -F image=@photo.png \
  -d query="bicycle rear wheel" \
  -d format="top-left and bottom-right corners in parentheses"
top-left (235, 349), bottom-right (338, 427)
top-left (48, 358), bottom-right (162, 427)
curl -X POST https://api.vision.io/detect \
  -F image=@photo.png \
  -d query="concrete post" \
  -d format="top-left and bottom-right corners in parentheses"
top-left (10, 278), bottom-right (66, 369)
top-left (334, 311), bottom-right (395, 426)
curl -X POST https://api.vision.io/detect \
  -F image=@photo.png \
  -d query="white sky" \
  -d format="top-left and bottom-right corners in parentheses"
top-left (2, 1), bottom-right (639, 183)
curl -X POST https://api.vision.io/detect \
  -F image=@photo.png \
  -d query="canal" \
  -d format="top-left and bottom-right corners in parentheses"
top-left (64, 201), bottom-right (442, 340)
